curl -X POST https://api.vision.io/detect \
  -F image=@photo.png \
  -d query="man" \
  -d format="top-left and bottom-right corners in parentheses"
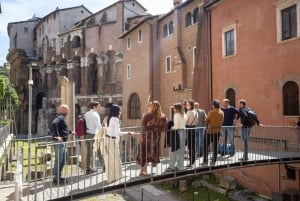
top-left (238, 99), bottom-right (260, 161)
top-left (84, 101), bottom-right (104, 174)
top-left (194, 102), bottom-right (206, 157)
top-left (52, 104), bottom-right (73, 184)
top-left (220, 99), bottom-right (239, 156)
top-left (203, 99), bottom-right (224, 165)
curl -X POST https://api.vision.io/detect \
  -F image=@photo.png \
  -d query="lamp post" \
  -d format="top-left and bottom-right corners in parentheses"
top-left (27, 62), bottom-right (36, 198)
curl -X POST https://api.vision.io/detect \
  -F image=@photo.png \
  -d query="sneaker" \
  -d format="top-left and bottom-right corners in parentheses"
top-left (85, 168), bottom-right (96, 175)
top-left (165, 167), bottom-right (174, 172)
top-left (53, 178), bottom-right (66, 184)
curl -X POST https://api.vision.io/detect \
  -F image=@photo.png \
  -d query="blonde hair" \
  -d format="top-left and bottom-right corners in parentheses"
top-left (151, 101), bottom-right (163, 117)
top-left (58, 104), bottom-right (69, 115)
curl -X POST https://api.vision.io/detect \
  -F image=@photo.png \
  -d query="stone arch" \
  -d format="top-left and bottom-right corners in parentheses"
top-left (225, 88), bottom-right (236, 107)
top-left (283, 81), bottom-right (299, 116)
top-left (87, 53), bottom-right (98, 95)
top-left (73, 56), bottom-right (81, 94)
top-left (127, 93), bottom-right (141, 119)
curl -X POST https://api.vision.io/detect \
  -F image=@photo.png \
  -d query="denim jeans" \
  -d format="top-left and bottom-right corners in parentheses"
top-left (241, 127), bottom-right (251, 160)
top-left (221, 126), bottom-right (235, 155)
top-left (53, 142), bottom-right (67, 180)
top-left (196, 127), bottom-right (205, 156)
top-left (169, 129), bottom-right (185, 170)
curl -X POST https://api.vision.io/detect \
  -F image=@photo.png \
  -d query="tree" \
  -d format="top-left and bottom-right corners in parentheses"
top-left (0, 75), bottom-right (20, 119)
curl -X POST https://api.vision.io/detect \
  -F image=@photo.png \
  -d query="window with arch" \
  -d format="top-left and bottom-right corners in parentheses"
top-left (169, 21), bottom-right (174, 35)
top-left (72, 36), bottom-right (81, 48)
top-left (193, 8), bottom-right (199, 24)
top-left (283, 81), bottom-right (299, 116)
top-left (163, 24), bottom-right (168, 37)
top-left (226, 88), bottom-right (236, 107)
top-left (128, 93), bottom-right (141, 119)
top-left (185, 12), bottom-right (192, 27)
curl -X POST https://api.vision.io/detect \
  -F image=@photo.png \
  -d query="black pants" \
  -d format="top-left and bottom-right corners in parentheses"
top-left (203, 132), bottom-right (220, 163)
top-left (186, 126), bottom-right (196, 165)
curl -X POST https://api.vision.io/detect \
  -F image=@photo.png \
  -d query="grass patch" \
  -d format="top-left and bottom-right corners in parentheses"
top-left (158, 174), bottom-right (229, 201)
top-left (5, 140), bottom-right (78, 180)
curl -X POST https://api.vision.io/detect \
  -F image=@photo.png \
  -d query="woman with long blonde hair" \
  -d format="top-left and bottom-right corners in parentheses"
top-left (136, 101), bottom-right (167, 176)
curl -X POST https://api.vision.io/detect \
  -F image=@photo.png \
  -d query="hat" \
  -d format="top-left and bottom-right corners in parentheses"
top-left (212, 99), bottom-right (220, 107)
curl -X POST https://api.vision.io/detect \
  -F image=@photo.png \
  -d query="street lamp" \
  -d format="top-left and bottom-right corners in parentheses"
top-left (27, 62), bottom-right (37, 193)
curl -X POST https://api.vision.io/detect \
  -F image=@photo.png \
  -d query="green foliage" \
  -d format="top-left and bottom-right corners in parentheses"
top-left (0, 67), bottom-right (9, 77)
top-left (0, 75), bottom-right (19, 110)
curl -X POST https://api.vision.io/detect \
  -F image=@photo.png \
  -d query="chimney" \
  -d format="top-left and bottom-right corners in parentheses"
top-left (173, 0), bottom-right (182, 7)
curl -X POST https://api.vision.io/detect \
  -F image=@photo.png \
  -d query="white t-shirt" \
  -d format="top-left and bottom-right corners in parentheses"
top-left (106, 117), bottom-right (127, 137)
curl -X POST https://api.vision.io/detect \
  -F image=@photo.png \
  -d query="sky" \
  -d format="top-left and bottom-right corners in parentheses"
top-left (0, 0), bottom-right (174, 66)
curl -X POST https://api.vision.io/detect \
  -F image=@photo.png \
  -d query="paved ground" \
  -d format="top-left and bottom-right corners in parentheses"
top-left (0, 181), bottom-right (183, 201)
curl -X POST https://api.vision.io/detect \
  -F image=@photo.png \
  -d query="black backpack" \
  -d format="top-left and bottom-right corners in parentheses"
top-left (246, 109), bottom-right (258, 127)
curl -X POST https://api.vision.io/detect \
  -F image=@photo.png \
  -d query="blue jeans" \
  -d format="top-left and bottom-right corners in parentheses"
top-left (241, 127), bottom-right (251, 160)
top-left (221, 126), bottom-right (235, 155)
top-left (196, 127), bottom-right (205, 156)
top-left (53, 142), bottom-right (67, 180)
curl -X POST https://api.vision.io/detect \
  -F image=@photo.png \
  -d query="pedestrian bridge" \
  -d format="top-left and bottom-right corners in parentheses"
top-left (1, 125), bottom-right (300, 201)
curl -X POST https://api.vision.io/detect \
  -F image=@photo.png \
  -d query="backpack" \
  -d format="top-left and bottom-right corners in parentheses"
top-left (246, 109), bottom-right (258, 127)
top-left (75, 116), bottom-right (87, 136)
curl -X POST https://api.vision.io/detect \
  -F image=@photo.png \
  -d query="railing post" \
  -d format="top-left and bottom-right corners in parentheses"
top-left (15, 147), bottom-right (23, 201)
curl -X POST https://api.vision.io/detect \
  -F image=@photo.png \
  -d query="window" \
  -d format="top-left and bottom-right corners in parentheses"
top-left (283, 81), bottom-right (299, 116)
top-left (163, 24), bottom-right (168, 37)
top-left (226, 88), bottom-right (236, 107)
top-left (52, 39), bottom-right (56, 50)
top-left (281, 5), bottom-right (297, 40)
top-left (72, 36), bottom-right (81, 48)
top-left (24, 27), bottom-right (28, 33)
top-left (169, 21), bottom-right (174, 35)
top-left (222, 24), bottom-right (236, 57)
top-left (276, 0), bottom-right (299, 42)
top-left (166, 56), bottom-right (171, 73)
top-left (193, 8), bottom-right (199, 24)
top-left (127, 64), bottom-right (131, 79)
top-left (185, 12), bottom-right (192, 27)
top-left (127, 37), bottom-right (131, 49)
top-left (225, 30), bottom-right (235, 56)
top-left (138, 30), bottom-right (142, 43)
top-left (61, 38), bottom-right (64, 47)
top-left (128, 93), bottom-right (141, 119)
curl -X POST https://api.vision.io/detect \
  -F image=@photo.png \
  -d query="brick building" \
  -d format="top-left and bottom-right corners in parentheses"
top-left (197, 0), bottom-right (300, 126)
top-left (121, 0), bottom-right (203, 126)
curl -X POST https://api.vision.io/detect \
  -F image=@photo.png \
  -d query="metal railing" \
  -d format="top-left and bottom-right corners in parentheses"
top-left (2, 125), bottom-right (300, 200)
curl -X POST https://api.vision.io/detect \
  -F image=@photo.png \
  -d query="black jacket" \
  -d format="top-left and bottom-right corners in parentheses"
top-left (238, 107), bottom-right (260, 128)
top-left (52, 113), bottom-right (71, 142)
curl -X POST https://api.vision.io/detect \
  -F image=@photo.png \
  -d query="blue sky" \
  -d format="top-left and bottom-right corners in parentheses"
top-left (0, 0), bottom-right (173, 66)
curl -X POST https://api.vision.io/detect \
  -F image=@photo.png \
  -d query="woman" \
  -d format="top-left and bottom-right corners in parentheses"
top-left (203, 100), bottom-right (224, 164)
top-left (185, 99), bottom-right (198, 168)
top-left (137, 101), bottom-right (167, 176)
top-left (100, 104), bottom-right (128, 183)
top-left (166, 103), bottom-right (186, 171)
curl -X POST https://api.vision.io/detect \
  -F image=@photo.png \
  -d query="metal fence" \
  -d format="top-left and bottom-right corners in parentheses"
top-left (1, 125), bottom-right (300, 200)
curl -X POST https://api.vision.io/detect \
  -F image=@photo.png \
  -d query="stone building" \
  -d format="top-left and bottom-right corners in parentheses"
top-left (7, 1), bottom-right (147, 135)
